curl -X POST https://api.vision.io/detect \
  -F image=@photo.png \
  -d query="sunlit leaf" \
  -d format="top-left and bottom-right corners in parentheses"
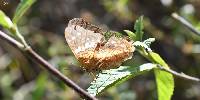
top-left (149, 52), bottom-right (174, 100)
top-left (143, 38), bottom-right (155, 46)
top-left (0, 10), bottom-right (14, 29)
top-left (0, 10), bottom-right (24, 42)
top-left (133, 38), bottom-right (154, 52)
top-left (134, 16), bottom-right (144, 41)
top-left (87, 63), bottom-right (157, 96)
top-left (12, 0), bottom-right (36, 24)
top-left (124, 30), bottom-right (136, 41)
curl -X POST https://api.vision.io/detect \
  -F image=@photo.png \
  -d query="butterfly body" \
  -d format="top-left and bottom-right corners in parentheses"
top-left (65, 18), bottom-right (134, 72)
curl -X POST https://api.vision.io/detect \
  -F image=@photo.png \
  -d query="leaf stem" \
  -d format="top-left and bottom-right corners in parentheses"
top-left (15, 27), bottom-right (29, 48)
top-left (138, 47), bottom-right (200, 82)
top-left (157, 65), bottom-right (200, 82)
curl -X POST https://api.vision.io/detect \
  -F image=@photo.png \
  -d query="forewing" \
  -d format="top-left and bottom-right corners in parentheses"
top-left (104, 36), bottom-right (134, 53)
top-left (102, 36), bottom-right (135, 62)
top-left (64, 18), bottom-right (104, 57)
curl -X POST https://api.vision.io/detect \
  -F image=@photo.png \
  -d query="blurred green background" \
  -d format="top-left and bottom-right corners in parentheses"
top-left (0, 0), bottom-right (200, 100)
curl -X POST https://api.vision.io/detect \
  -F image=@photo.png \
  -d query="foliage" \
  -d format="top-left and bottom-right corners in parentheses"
top-left (1, 0), bottom-right (199, 100)
top-left (12, 0), bottom-right (36, 24)
top-left (149, 52), bottom-right (174, 100)
top-left (87, 17), bottom-right (174, 100)
top-left (124, 30), bottom-right (136, 41)
top-left (134, 16), bottom-right (144, 41)
top-left (87, 63), bottom-right (157, 96)
top-left (0, 10), bottom-right (14, 29)
top-left (0, 3), bottom-right (175, 98)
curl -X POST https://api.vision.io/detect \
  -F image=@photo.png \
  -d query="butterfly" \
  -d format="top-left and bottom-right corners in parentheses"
top-left (64, 18), bottom-right (135, 72)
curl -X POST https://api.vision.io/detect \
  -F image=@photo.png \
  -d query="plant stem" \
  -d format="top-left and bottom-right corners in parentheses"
top-left (137, 48), bottom-right (200, 82)
top-left (0, 30), bottom-right (97, 100)
top-left (172, 13), bottom-right (200, 36)
top-left (158, 65), bottom-right (200, 82)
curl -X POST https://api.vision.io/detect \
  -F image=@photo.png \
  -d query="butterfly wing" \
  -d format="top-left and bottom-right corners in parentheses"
top-left (95, 36), bottom-right (135, 70)
top-left (64, 18), bottom-right (135, 72)
top-left (64, 18), bottom-right (104, 57)
top-left (105, 36), bottom-right (134, 54)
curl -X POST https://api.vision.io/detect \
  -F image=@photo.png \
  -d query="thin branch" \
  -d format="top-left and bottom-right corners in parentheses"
top-left (171, 12), bottom-right (200, 36)
top-left (158, 65), bottom-right (200, 82)
top-left (0, 30), bottom-right (24, 49)
top-left (0, 30), bottom-right (97, 100)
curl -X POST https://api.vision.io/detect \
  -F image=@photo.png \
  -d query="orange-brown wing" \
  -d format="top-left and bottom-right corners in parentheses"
top-left (104, 36), bottom-right (135, 54)
top-left (95, 36), bottom-right (135, 70)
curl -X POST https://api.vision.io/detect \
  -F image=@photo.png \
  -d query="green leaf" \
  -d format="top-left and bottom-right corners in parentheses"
top-left (87, 63), bottom-right (157, 96)
top-left (134, 16), bottom-right (144, 41)
top-left (0, 10), bottom-right (22, 39)
top-left (12, 0), bottom-right (36, 24)
top-left (0, 10), bottom-right (14, 29)
top-left (149, 52), bottom-right (174, 100)
top-left (124, 30), bottom-right (136, 41)
top-left (154, 69), bottom-right (174, 100)
top-left (143, 38), bottom-right (155, 46)
top-left (149, 52), bottom-right (168, 67)
top-left (133, 38), bottom-right (155, 52)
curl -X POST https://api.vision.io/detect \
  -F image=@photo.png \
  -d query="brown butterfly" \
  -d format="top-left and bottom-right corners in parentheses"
top-left (64, 18), bottom-right (135, 72)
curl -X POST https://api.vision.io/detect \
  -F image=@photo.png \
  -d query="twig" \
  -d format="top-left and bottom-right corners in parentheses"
top-left (171, 12), bottom-right (200, 36)
top-left (0, 30), bottom-right (97, 100)
top-left (158, 65), bottom-right (200, 82)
